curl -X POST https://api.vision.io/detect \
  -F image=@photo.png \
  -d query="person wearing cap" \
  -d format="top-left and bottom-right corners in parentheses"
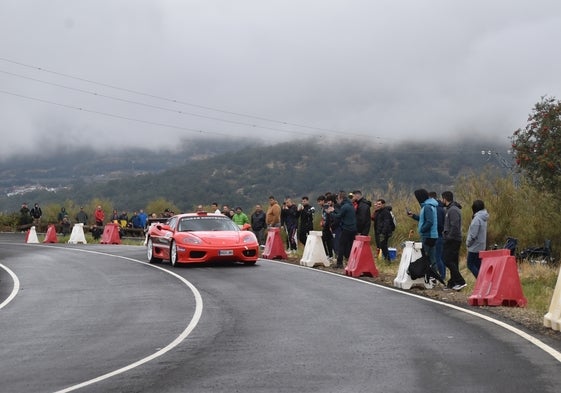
top-left (76, 206), bottom-right (89, 224)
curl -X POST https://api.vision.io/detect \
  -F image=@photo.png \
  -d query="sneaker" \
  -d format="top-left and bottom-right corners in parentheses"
top-left (453, 283), bottom-right (467, 291)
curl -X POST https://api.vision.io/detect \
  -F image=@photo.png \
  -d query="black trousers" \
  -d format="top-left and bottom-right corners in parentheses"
top-left (337, 229), bottom-right (357, 265)
top-left (442, 239), bottom-right (465, 287)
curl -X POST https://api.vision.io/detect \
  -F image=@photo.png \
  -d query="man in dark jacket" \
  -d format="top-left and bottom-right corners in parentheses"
top-left (297, 196), bottom-right (315, 246)
top-left (442, 191), bottom-right (466, 291)
top-left (327, 191), bottom-right (357, 268)
top-left (250, 204), bottom-right (267, 245)
top-left (372, 199), bottom-right (394, 261)
top-left (352, 190), bottom-right (372, 236)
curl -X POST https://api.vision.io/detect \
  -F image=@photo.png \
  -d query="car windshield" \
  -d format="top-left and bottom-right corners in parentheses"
top-left (177, 217), bottom-right (240, 232)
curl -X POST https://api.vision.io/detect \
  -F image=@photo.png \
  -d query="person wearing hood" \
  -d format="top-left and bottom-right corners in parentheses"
top-left (442, 191), bottom-right (466, 291)
top-left (352, 190), bottom-right (372, 236)
top-left (408, 188), bottom-right (439, 274)
top-left (327, 191), bottom-right (357, 269)
top-left (466, 199), bottom-right (489, 278)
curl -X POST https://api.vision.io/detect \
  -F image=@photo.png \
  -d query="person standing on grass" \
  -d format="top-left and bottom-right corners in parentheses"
top-left (327, 191), bottom-right (357, 269)
top-left (408, 189), bottom-right (439, 279)
top-left (250, 204), bottom-right (267, 245)
top-left (94, 205), bottom-right (105, 226)
top-left (352, 190), bottom-right (372, 236)
top-left (466, 199), bottom-right (489, 278)
top-left (441, 191), bottom-right (467, 291)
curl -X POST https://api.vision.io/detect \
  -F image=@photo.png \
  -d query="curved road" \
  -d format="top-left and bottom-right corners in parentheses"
top-left (1, 234), bottom-right (561, 392)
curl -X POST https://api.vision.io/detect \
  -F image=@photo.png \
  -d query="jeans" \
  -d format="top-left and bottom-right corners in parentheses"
top-left (422, 238), bottom-right (437, 274)
top-left (467, 251), bottom-right (481, 278)
top-left (435, 236), bottom-right (445, 280)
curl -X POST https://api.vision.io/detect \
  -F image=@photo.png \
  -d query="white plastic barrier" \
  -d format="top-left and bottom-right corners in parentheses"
top-left (300, 231), bottom-right (330, 267)
top-left (544, 266), bottom-right (561, 331)
top-left (26, 226), bottom-right (39, 244)
top-left (68, 223), bottom-right (87, 244)
top-left (393, 241), bottom-right (433, 289)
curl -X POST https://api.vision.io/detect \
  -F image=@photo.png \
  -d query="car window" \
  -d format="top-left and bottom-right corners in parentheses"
top-left (178, 217), bottom-right (240, 232)
top-left (168, 217), bottom-right (178, 230)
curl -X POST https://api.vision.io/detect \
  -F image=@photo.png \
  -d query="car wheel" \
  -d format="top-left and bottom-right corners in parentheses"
top-left (147, 238), bottom-right (162, 264)
top-left (170, 241), bottom-right (178, 267)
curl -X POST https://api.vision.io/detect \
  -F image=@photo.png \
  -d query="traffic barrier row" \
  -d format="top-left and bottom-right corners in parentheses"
top-left (24, 223), bottom-right (115, 245)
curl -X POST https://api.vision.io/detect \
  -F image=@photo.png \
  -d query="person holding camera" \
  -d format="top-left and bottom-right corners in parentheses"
top-left (297, 196), bottom-right (315, 247)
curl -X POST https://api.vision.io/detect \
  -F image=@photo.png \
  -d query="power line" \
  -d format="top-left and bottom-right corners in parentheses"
top-left (0, 69), bottom-right (330, 137)
top-left (0, 57), bottom-right (381, 140)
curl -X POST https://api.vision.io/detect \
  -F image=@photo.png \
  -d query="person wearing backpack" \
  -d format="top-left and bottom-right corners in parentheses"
top-left (408, 189), bottom-right (439, 278)
top-left (371, 198), bottom-right (394, 262)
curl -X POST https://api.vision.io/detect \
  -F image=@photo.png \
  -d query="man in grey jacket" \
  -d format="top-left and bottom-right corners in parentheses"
top-left (442, 191), bottom-right (466, 290)
top-left (466, 199), bottom-right (489, 278)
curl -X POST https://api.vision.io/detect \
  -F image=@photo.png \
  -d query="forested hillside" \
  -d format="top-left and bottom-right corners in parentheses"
top-left (0, 138), bottom-right (511, 213)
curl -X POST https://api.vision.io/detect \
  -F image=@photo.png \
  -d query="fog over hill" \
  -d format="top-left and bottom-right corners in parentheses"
top-left (0, 137), bottom-right (512, 214)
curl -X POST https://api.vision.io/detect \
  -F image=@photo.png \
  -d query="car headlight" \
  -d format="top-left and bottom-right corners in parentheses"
top-left (242, 234), bottom-right (256, 244)
top-left (182, 234), bottom-right (202, 244)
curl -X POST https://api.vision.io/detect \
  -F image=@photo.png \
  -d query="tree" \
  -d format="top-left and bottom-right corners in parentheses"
top-left (511, 96), bottom-right (561, 194)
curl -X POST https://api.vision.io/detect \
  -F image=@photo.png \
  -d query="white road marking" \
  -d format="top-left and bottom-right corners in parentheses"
top-left (267, 259), bottom-right (561, 364)
top-left (0, 263), bottom-right (20, 310)
top-left (0, 244), bottom-right (203, 393)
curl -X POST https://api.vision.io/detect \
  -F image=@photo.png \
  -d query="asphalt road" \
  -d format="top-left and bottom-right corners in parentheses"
top-left (1, 233), bottom-right (561, 393)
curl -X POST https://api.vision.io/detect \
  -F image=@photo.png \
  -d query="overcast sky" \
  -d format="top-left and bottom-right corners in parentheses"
top-left (1, 0), bottom-right (560, 158)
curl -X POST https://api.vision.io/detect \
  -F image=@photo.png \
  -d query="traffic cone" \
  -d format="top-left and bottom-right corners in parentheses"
top-left (68, 223), bottom-right (87, 244)
top-left (26, 226), bottom-right (40, 244)
top-left (544, 265), bottom-right (561, 331)
top-left (468, 249), bottom-right (527, 307)
top-left (262, 227), bottom-right (287, 259)
top-left (300, 231), bottom-right (329, 267)
top-left (345, 235), bottom-right (378, 277)
top-left (43, 224), bottom-right (58, 243)
top-left (100, 223), bottom-right (121, 244)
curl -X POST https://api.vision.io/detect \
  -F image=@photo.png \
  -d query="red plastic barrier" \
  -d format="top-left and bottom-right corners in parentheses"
top-left (100, 223), bottom-right (121, 244)
top-left (43, 224), bottom-right (58, 243)
top-left (25, 228), bottom-right (30, 243)
top-left (468, 249), bottom-right (527, 307)
top-left (262, 227), bottom-right (287, 260)
top-left (345, 235), bottom-right (379, 278)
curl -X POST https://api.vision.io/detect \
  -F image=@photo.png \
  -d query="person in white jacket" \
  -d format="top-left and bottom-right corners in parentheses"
top-left (466, 200), bottom-right (489, 278)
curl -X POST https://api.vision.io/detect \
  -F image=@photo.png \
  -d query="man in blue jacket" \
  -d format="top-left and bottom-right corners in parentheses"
top-left (327, 191), bottom-right (357, 268)
top-left (408, 189), bottom-right (439, 276)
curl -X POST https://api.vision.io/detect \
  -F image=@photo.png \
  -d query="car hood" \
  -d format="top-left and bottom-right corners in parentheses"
top-left (182, 231), bottom-right (251, 245)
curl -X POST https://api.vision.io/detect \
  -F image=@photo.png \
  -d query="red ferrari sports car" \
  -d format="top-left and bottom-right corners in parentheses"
top-left (146, 212), bottom-right (259, 266)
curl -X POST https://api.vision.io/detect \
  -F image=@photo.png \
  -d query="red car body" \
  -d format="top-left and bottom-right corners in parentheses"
top-left (146, 212), bottom-right (259, 266)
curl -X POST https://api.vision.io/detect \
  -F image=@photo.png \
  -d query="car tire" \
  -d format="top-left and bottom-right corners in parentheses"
top-left (243, 261), bottom-right (257, 266)
top-left (147, 238), bottom-right (162, 264)
top-left (170, 241), bottom-right (178, 267)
